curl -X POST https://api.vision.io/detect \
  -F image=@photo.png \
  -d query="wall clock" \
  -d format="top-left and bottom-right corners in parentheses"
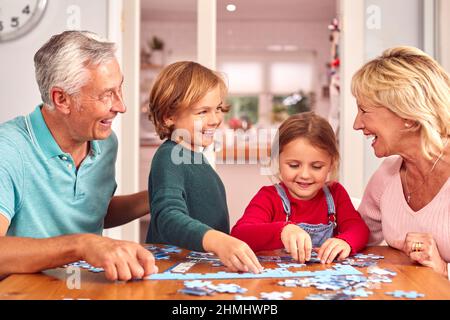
top-left (0, 0), bottom-right (48, 42)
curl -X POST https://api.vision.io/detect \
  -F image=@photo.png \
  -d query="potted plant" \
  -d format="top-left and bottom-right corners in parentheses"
top-left (148, 36), bottom-right (165, 66)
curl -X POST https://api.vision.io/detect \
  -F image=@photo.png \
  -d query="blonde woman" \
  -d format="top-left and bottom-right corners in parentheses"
top-left (352, 46), bottom-right (450, 279)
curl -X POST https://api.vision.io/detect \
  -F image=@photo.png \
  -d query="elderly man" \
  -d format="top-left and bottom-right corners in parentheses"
top-left (0, 31), bottom-right (157, 281)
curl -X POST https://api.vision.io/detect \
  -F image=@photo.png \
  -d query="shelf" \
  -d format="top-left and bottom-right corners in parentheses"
top-left (141, 63), bottom-right (164, 70)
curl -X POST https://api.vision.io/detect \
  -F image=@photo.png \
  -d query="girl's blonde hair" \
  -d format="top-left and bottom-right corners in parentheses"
top-left (148, 61), bottom-right (229, 139)
top-left (271, 112), bottom-right (340, 181)
top-left (352, 46), bottom-right (450, 159)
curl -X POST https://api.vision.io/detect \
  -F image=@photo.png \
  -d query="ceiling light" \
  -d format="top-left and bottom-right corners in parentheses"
top-left (226, 4), bottom-right (236, 12)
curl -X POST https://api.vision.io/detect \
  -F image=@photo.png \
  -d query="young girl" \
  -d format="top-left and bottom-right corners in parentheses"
top-left (146, 61), bottom-right (263, 274)
top-left (231, 112), bottom-right (369, 264)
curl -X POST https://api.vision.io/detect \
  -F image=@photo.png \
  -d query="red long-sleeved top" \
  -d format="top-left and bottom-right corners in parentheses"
top-left (231, 182), bottom-right (369, 254)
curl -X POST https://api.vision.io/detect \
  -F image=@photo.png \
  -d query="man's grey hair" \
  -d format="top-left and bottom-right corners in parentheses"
top-left (34, 30), bottom-right (117, 109)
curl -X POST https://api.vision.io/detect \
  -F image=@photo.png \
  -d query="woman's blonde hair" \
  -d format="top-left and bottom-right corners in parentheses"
top-left (351, 46), bottom-right (450, 159)
top-left (148, 61), bottom-right (229, 139)
top-left (271, 112), bottom-right (340, 181)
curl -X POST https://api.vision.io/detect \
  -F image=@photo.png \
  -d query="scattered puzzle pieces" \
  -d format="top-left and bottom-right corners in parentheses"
top-left (353, 253), bottom-right (384, 260)
top-left (257, 255), bottom-right (297, 263)
top-left (186, 251), bottom-right (221, 262)
top-left (184, 280), bottom-right (211, 288)
top-left (179, 280), bottom-right (247, 296)
top-left (385, 290), bottom-right (425, 299)
top-left (64, 261), bottom-right (104, 273)
top-left (261, 291), bottom-right (293, 300)
top-left (144, 244), bottom-right (182, 260)
top-left (367, 274), bottom-right (393, 283)
top-left (305, 293), bottom-right (352, 300)
top-left (277, 263), bottom-right (306, 268)
top-left (209, 283), bottom-right (247, 294)
top-left (62, 245), bottom-right (412, 301)
top-left (178, 287), bottom-right (214, 296)
top-left (235, 295), bottom-right (258, 300)
top-left (342, 288), bottom-right (373, 298)
top-left (368, 266), bottom-right (397, 276)
top-left (147, 264), bottom-right (362, 280)
top-left (168, 261), bottom-right (197, 274)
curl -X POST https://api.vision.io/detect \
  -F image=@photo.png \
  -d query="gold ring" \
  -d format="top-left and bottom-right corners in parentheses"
top-left (412, 242), bottom-right (423, 252)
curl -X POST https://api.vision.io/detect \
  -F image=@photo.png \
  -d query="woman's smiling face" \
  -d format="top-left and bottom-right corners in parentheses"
top-left (353, 100), bottom-right (407, 158)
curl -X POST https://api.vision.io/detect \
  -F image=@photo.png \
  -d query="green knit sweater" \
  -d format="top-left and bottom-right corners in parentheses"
top-left (146, 140), bottom-right (230, 251)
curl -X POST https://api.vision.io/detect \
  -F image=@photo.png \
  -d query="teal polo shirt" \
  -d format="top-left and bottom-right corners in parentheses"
top-left (0, 105), bottom-right (117, 238)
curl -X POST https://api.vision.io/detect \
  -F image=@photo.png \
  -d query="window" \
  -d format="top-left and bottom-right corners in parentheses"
top-left (225, 96), bottom-right (259, 129)
top-left (272, 92), bottom-right (315, 123)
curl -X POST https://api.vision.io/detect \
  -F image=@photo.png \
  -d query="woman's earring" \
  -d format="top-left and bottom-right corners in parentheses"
top-left (404, 122), bottom-right (411, 128)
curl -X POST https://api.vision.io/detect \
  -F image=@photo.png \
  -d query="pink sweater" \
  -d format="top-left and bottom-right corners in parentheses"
top-left (359, 156), bottom-right (450, 262)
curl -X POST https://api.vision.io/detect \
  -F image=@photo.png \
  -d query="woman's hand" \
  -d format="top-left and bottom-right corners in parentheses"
top-left (281, 224), bottom-right (312, 263)
top-left (202, 230), bottom-right (263, 274)
top-left (400, 232), bottom-right (448, 278)
top-left (317, 238), bottom-right (351, 264)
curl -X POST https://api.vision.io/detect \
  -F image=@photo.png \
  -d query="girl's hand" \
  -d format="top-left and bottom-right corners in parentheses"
top-left (281, 224), bottom-right (312, 263)
top-left (317, 238), bottom-right (351, 264)
top-left (400, 232), bottom-right (448, 278)
top-left (202, 230), bottom-right (263, 274)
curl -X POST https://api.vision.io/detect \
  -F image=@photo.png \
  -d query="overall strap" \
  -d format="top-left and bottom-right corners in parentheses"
top-left (322, 185), bottom-right (337, 228)
top-left (274, 184), bottom-right (291, 222)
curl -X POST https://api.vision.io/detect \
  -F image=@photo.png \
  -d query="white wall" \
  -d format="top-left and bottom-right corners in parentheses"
top-left (438, 0), bottom-right (450, 72)
top-left (106, 0), bottom-right (141, 242)
top-left (365, 0), bottom-right (423, 59)
top-left (361, 0), bottom-right (426, 185)
top-left (338, 0), bottom-right (365, 198)
top-left (141, 21), bottom-right (197, 63)
top-left (0, 0), bottom-right (109, 123)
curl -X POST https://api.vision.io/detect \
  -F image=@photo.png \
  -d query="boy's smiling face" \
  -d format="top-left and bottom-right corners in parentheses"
top-left (168, 85), bottom-right (224, 150)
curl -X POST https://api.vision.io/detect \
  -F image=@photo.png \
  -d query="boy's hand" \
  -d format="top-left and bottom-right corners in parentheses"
top-left (317, 238), bottom-right (351, 264)
top-left (202, 230), bottom-right (263, 274)
top-left (281, 224), bottom-right (312, 263)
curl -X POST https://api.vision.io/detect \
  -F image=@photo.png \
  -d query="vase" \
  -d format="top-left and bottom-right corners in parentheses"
top-left (151, 50), bottom-right (164, 66)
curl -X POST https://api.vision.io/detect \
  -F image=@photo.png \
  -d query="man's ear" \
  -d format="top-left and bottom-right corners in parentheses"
top-left (50, 87), bottom-right (73, 115)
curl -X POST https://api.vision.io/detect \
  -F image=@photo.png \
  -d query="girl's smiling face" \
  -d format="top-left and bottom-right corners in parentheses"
top-left (279, 137), bottom-right (333, 200)
top-left (168, 85), bottom-right (224, 150)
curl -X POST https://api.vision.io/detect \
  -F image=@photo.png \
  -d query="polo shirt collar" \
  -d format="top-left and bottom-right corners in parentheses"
top-left (28, 105), bottom-right (102, 159)
top-left (90, 140), bottom-right (101, 157)
top-left (29, 105), bottom-right (64, 160)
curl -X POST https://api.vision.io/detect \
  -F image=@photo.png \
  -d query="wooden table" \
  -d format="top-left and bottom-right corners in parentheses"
top-left (0, 246), bottom-right (449, 300)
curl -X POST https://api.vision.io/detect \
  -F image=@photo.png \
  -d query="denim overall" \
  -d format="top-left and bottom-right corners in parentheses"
top-left (274, 184), bottom-right (337, 247)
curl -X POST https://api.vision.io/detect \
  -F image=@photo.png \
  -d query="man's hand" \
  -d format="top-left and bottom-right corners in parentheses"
top-left (79, 234), bottom-right (158, 281)
top-left (203, 230), bottom-right (263, 274)
top-left (281, 224), bottom-right (312, 263)
top-left (317, 238), bottom-right (351, 264)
